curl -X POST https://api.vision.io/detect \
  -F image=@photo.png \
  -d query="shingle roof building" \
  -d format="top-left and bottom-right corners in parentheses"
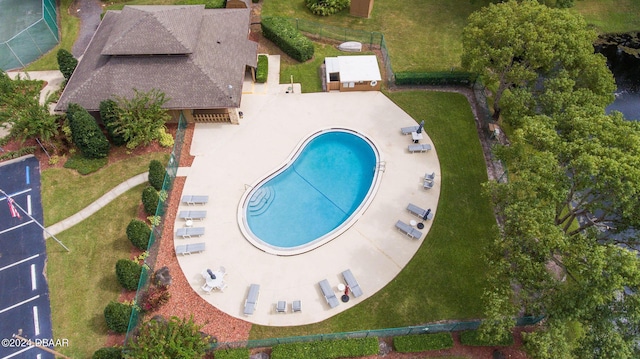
top-left (55, 5), bottom-right (257, 113)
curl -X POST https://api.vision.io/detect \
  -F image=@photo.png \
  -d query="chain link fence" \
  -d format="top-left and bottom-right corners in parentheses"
top-left (215, 316), bottom-right (543, 350)
top-left (124, 114), bottom-right (187, 342)
top-left (0, 0), bottom-right (59, 70)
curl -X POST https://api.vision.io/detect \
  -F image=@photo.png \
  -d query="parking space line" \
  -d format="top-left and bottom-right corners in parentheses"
top-left (0, 188), bottom-right (32, 202)
top-left (0, 295), bottom-right (40, 315)
top-left (1, 346), bottom-right (35, 359)
top-left (0, 254), bottom-right (39, 272)
top-left (27, 195), bottom-right (32, 215)
top-left (0, 219), bottom-right (35, 235)
top-left (31, 264), bottom-right (37, 291)
top-left (33, 306), bottom-right (40, 336)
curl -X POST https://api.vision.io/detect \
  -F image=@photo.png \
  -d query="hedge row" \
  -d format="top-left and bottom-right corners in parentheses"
top-left (270, 337), bottom-right (379, 359)
top-left (67, 103), bottom-right (110, 158)
top-left (214, 348), bottom-right (250, 359)
top-left (459, 330), bottom-right (514, 347)
top-left (0, 146), bottom-right (36, 161)
top-left (393, 332), bottom-right (454, 353)
top-left (394, 72), bottom-right (478, 87)
top-left (256, 55), bottom-right (269, 83)
top-left (261, 17), bottom-right (314, 62)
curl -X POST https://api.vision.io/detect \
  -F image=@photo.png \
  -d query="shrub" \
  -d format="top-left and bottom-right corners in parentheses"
top-left (142, 186), bottom-right (160, 215)
top-left (115, 259), bottom-right (143, 291)
top-left (63, 154), bottom-right (108, 174)
top-left (67, 103), bottom-right (110, 159)
top-left (214, 348), bottom-right (250, 359)
top-left (0, 146), bottom-right (36, 161)
top-left (124, 316), bottom-right (214, 358)
top-left (156, 127), bottom-right (174, 148)
top-left (57, 49), bottom-right (78, 81)
top-left (111, 89), bottom-right (171, 149)
top-left (126, 219), bottom-right (151, 250)
top-left (256, 55), bottom-right (269, 83)
top-left (100, 99), bottom-right (126, 146)
top-left (261, 17), bottom-right (314, 62)
top-left (148, 160), bottom-right (166, 191)
top-left (104, 301), bottom-right (133, 333)
top-left (93, 347), bottom-right (123, 359)
top-left (393, 332), bottom-right (454, 352)
top-left (139, 286), bottom-right (170, 313)
top-left (459, 329), bottom-right (514, 347)
top-left (270, 337), bottom-right (379, 359)
top-left (305, 0), bottom-right (349, 16)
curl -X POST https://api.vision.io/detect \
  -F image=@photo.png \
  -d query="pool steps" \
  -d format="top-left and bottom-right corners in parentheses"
top-left (248, 186), bottom-right (275, 215)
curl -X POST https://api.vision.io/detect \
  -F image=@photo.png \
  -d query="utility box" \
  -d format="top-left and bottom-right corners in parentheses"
top-left (350, 0), bottom-right (374, 18)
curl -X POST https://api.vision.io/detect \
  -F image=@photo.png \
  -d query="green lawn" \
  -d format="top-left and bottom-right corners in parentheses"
top-left (46, 186), bottom-right (144, 358)
top-left (250, 91), bottom-right (496, 339)
top-left (573, 0), bottom-right (640, 33)
top-left (41, 152), bottom-right (169, 226)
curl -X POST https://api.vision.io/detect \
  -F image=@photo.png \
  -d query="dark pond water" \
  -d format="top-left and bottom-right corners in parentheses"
top-left (607, 88), bottom-right (640, 121)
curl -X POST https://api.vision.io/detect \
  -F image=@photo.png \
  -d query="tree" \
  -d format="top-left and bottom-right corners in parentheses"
top-left (461, 0), bottom-right (614, 123)
top-left (67, 103), bottom-right (110, 158)
top-left (123, 316), bottom-right (213, 359)
top-left (111, 89), bottom-right (171, 149)
top-left (482, 109), bottom-right (640, 358)
top-left (99, 99), bottom-right (126, 146)
top-left (56, 49), bottom-right (78, 81)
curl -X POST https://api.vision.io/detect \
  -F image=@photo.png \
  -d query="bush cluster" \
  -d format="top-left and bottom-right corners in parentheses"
top-left (214, 348), bottom-right (250, 359)
top-left (126, 219), bottom-right (151, 250)
top-left (92, 347), bottom-right (123, 359)
top-left (115, 259), bottom-right (143, 291)
top-left (156, 127), bottom-right (174, 148)
top-left (139, 286), bottom-right (170, 313)
top-left (305, 0), bottom-right (349, 16)
top-left (393, 332), bottom-right (454, 352)
top-left (142, 186), bottom-right (160, 215)
top-left (148, 160), bottom-right (166, 191)
top-left (0, 146), bottom-right (36, 161)
top-left (256, 55), bottom-right (269, 83)
top-left (270, 337), bottom-right (378, 359)
top-left (104, 301), bottom-right (133, 333)
top-left (459, 330), bottom-right (514, 347)
top-left (99, 99), bottom-right (126, 146)
top-left (261, 17), bottom-right (314, 62)
top-left (394, 72), bottom-right (477, 86)
top-left (67, 103), bottom-right (110, 159)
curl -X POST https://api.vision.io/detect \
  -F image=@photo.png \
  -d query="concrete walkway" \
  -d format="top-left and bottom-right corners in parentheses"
top-left (45, 172), bottom-right (149, 237)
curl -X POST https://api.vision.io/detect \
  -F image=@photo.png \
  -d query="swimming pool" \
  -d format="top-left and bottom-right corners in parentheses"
top-left (238, 128), bottom-right (382, 255)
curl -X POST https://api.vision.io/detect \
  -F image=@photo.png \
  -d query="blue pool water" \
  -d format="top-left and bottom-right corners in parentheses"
top-left (243, 130), bottom-right (378, 252)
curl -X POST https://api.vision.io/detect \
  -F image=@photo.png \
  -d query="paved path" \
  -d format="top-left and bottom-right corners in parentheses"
top-left (45, 172), bottom-right (149, 237)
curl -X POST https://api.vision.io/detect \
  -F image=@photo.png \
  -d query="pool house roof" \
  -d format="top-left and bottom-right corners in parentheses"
top-left (325, 55), bottom-right (382, 83)
top-left (55, 5), bottom-right (258, 112)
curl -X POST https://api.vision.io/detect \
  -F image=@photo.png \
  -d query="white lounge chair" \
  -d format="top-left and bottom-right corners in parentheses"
top-left (275, 301), bottom-right (286, 313)
top-left (342, 269), bottom-right (363, 298)
top-left (395, 220), bottom-right (423, 239)
top-left (423, 180), bottom-right (434, 189)
top-left (175, 227), bottom-right (205, 238)
top-left (407, 203), bottom-right (427, 217)
top-left (408, 144), bottom-right (432, 153)
top-left (175, 242), bottom-right (206, 255)
top-left (319, 279), bottom-right (339, 308)
top-left (401, 126), bottom-right (419, 135)
top-left (425, 172), bottom-right (436, 181)
top-left (244, 284), bottom-right (260, 316)
top-left (292, 300), bottom-right (302, 312)
top-left (181, 195), bottom-right (209, 205)
top-left (178, 210), bottom-right (207, 221)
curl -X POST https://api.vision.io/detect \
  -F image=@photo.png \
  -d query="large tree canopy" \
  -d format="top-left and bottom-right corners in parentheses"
top-left (461, 0), bottom-right (614, 123)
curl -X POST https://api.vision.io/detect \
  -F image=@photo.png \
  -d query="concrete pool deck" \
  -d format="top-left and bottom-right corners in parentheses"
top-left (175, 90), bottom-right (441, 326)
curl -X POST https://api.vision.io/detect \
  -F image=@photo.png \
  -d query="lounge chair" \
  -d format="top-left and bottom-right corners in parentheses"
top-left (395, 220), bottom-right (423, 239)
top-left (178, 210), bottom-right (207, 221)
top-left (175, 227), bottom-right (205, 238)
top-left (342, 269), bottom-right (363, 298)
top-left (175, 242), bottom-right (206, 255)
top-left (407, 203), bottom-right (428, 218)
top-left (401, 126), bottom-right (419, 135)
top-left (292, 300), bottom-right (302, 312)
top-left (181, 195), bottom-right (209, 205)
top-left (243, 284), bottom-right (260, 316)
top-left (275, 301), bottom-right (286, 313)
top-left (408, 144), bottom-right (432, 153)
top-left (423, 180), bottom-right (434, 189)
top-left (425, 172), bottom-right (436, 181)
top-left (319, 279), bottom-right (339, 308)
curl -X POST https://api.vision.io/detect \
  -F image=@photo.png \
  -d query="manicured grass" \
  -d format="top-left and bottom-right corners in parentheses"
top-left (250, 91), bottom-right (496, 339)
top-left (46, 185), bottom-right (144, 358)
top-left (572, 0), bottom-right (640, 33)
top-left (279, 42), bottom-right (375, 93)
top-left (24, 0), bottom-right (79, 71)
top-left (41, 152), bottom-right (169, 226)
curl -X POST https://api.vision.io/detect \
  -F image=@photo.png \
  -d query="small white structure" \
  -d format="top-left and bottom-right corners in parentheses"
top-left (325, 55), bottom-right (382, 92)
